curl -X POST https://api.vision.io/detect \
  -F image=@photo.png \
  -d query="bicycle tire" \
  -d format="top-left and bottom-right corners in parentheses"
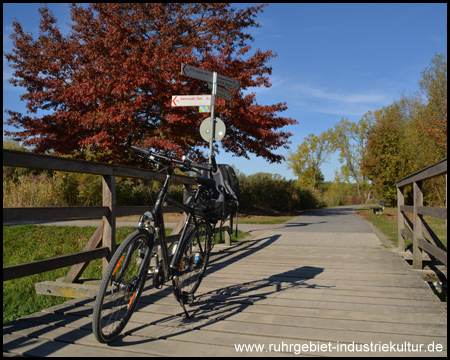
top-left (92, 229), bottom-right (153, 343)
top-left (172, 221), bottom-right (212, 305)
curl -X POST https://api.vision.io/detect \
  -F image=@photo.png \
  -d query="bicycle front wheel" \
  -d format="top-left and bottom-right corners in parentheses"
top-left (92, 229), bottom-right (153, 343)
top-left (172, 222), bottom-right (212, 305)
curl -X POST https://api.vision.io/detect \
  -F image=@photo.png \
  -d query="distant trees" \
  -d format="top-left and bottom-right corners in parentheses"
top-left (287, 52), bottom-right (446, 207)
top-left (416, 53), bottom-right (447, 156)
top-left (362, 53), bottom-right (446, 205)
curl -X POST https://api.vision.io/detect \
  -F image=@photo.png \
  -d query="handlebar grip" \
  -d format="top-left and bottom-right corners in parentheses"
top-left (130, 145), bottom-right (150, 156)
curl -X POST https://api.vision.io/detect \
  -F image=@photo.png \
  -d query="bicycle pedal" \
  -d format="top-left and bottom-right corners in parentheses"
top-left (152, 264), bottom-right (164, 289)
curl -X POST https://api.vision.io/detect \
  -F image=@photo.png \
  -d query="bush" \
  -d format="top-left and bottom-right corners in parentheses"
top-left (4, 165), bottom-right (366, 213)
top-left (3, 171), bottom-right (186, 208)
top-left (3, 174), bottom-right (61, 208)
top-left (237, 172), bottom-right (325, 213)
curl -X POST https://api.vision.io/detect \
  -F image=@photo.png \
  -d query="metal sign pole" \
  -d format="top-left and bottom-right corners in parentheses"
top-left (209, 71), bottom-right (217, 165)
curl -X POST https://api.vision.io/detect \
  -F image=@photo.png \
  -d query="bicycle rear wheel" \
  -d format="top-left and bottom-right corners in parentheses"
top-left (172, 221), bottom-right (212, 305)
top-left (92, 229), bottom-right (153, 343)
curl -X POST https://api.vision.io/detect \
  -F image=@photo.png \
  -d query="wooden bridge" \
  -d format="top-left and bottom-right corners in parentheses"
top-left (3, 207), bottom-right (447, 356)
top-left (3, 151), bottom-right (447, 356)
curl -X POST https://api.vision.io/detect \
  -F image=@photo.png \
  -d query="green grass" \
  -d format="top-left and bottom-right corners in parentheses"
top-left (212, 229), bottom-right (249, 244)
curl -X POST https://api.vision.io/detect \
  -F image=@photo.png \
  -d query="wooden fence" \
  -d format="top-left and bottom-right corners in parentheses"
top-left (3, 149), bottom-right (231, 294)
top-left (396, 158), bottom-right (447, 269)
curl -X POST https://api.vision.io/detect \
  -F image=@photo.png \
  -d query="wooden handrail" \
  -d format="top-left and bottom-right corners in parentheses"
top-left (396, 158), bottom-right (447, 268)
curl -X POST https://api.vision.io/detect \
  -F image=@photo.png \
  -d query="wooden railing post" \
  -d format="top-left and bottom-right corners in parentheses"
top-left (183, 183), bottom-right (192, 204)
top-left (224, 219), bottom-right (231, 246)
top-left (102, 175), bottom-right (116, 275)
top-left (397, 186), bottom-right (405, 252)
top-left (413, 181), bottom-right (423, 269)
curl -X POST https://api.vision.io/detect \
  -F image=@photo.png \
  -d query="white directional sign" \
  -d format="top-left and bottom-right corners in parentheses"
top-left (181, 63), bottom-right (240, 91)
top-left (172, 95), bottom-right (212, 107)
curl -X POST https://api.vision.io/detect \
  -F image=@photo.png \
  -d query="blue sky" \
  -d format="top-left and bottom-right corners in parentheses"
top-left (3, 3), bottom-right (447, 181)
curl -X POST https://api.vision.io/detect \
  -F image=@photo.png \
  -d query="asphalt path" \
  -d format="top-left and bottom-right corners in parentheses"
top-left (277, 205), bottom-right (373, 233)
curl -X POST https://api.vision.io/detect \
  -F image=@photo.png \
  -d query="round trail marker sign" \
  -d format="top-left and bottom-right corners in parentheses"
top-left (200, 117), bottom-right (226, 142)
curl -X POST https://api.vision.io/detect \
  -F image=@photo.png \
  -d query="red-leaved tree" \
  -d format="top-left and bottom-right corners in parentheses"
top-left (4, 3), bottom-right (297, 165)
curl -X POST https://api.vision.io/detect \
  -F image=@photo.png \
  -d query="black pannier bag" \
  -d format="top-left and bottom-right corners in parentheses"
top-left (187, 164), bottom-right (239, 235)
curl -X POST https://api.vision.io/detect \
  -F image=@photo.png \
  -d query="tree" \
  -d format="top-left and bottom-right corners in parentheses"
top-left (360, 52), bottom-right (446, 206)
top-left (361, 103), bottom-right (414, 205)
top-left (4, 4), bottom-right (296, 164)
top-left (333, 115), bottom-right (372, 201)
top-left (287, 130), bottom-right (334, 189)
top-left (417, 53), bottom-right (447, 154)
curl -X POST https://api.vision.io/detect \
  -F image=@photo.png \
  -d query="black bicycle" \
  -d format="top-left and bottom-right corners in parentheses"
top-left (92, 136), bottom-right (218, 343)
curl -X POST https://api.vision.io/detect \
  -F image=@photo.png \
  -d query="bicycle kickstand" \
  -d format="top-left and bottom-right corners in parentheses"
top-left (179, 298), bottom-right (190, 319)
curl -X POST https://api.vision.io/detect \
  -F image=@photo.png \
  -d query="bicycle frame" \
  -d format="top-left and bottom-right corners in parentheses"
top-left (135, 166), bottom-right (211, 288)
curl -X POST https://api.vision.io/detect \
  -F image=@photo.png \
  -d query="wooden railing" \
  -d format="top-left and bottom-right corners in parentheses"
top-left (396, 158), bottom-right (447, 269)
top-left (3, 149), bottom-right (231, 288)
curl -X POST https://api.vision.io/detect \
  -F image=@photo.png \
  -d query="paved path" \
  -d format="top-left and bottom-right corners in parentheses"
top-left (3, 206), bottom-right (447, 356)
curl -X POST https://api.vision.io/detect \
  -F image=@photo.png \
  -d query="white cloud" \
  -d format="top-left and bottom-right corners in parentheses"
top-left (247, 77), bottom-right (391, 119)
top-left (292, 83), bottom-right (387, 105)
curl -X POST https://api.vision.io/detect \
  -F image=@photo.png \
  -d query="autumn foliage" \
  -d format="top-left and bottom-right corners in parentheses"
top-left (4, 3), bottom-right (296, 164)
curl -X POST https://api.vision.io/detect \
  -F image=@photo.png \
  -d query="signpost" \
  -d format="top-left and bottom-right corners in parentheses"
top-left (178, 63), bottom-right (240, 164)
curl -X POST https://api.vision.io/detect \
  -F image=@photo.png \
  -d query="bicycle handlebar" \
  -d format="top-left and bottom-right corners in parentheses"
top-left (127, 134), bottom-right (217, 173)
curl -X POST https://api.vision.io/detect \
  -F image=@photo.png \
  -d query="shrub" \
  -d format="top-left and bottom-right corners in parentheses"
top-left (3, 174), bottom-right (61, 208)
top-left (237, 172), bottom-right (325, 213)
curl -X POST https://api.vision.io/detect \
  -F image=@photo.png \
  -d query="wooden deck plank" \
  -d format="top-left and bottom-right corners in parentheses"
top-left (43, 292), bottom-right (447, 328)
top-left (18, 306), bottom-right (446, 339)
top-left (4, 226), bottom-right (447, 357)
top-left (3, 333), bottom-right (150, 357)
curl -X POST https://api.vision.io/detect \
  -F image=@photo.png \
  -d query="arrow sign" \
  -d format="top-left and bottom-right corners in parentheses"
top-left (181, 63), bottom-right (240, 91)
top-left (172, 95), bottom-right (212, 107)
top-left (209, 83), bottom-right (233, 102)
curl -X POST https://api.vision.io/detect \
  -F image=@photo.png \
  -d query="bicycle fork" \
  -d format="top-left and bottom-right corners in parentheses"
top-left (112, 236), bottom-right (153, 309)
